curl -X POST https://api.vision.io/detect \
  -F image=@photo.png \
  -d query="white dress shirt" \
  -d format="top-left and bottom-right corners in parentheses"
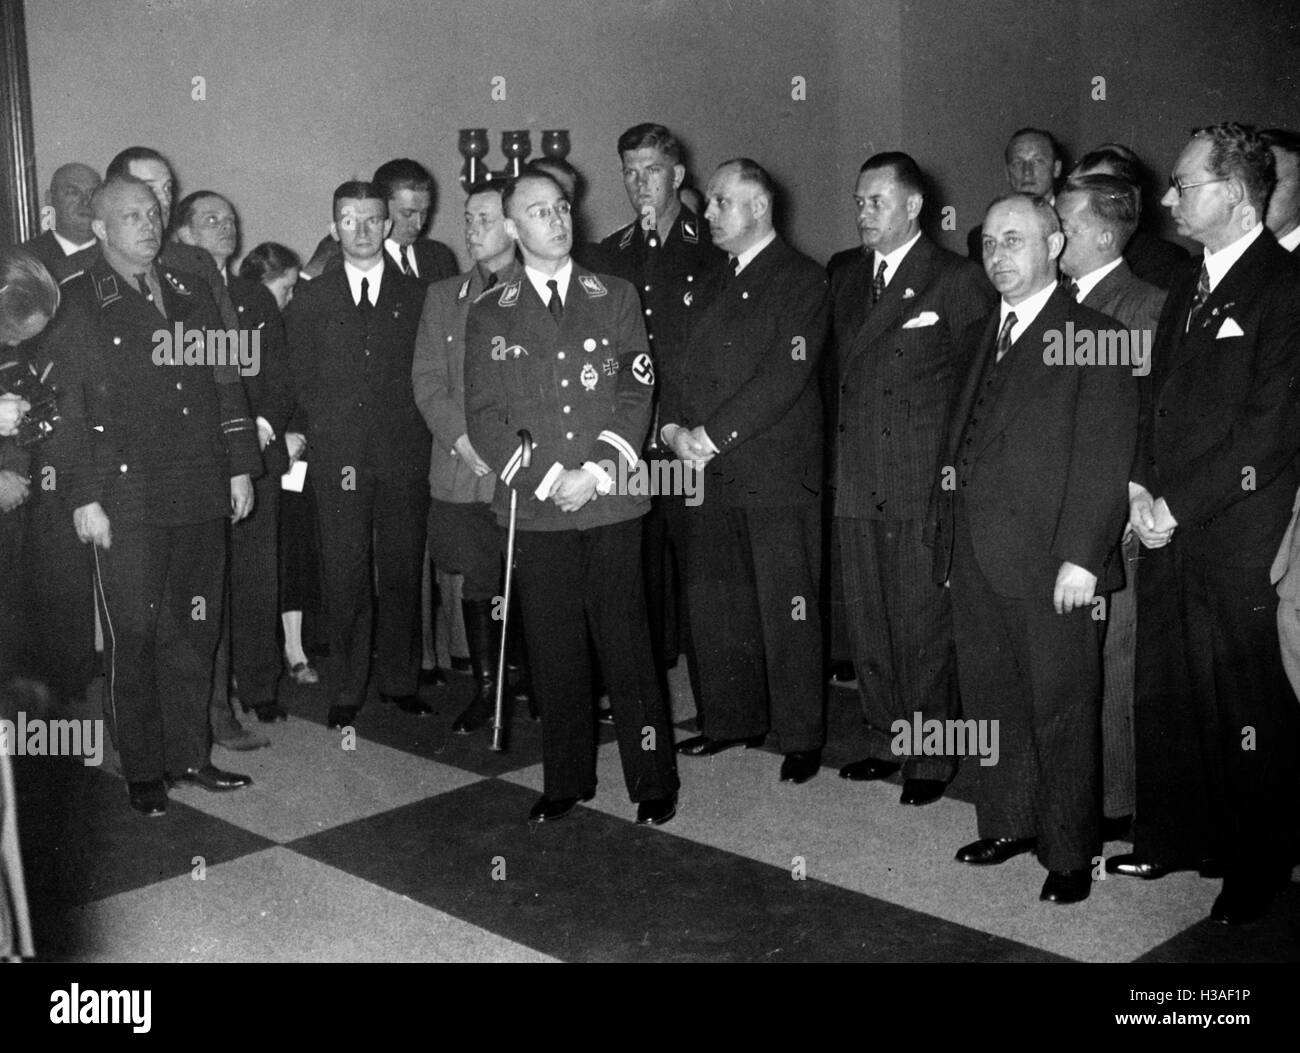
top-left (343, 258), bottom-right (384, 306)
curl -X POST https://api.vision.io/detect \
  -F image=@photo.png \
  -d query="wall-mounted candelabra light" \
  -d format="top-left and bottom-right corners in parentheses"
top-left (458, 128), bottom-right (571, 188)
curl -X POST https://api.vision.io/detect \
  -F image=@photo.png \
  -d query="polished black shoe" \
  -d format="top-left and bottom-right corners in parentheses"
top-left (419, 666), bottom-right (448, 686)
top-left (327, 705), bottom-right (358, 729)
top-left (528, 790), bottom-right (595, 823)
top-left (955, 837), bottom-right (1036, 865)
top-left (838, 757), bottom-right (901, 781)
top-left (247, 701), bottom-right (288, 723)
top-left (900, 778), bottom-right (946, 806)
top-left (635, 794), bottom-right (677, 826)
top-left (1041, 868), bottom-right (1092, 904)
top-left (451, 690), bottom-right (495, 734)
top-left (382, 693), bottom-right (433, 716)
top-left (828, 659), bottom-right (858, 688)
top-left (597, 707), bottom-right (615, 725)
top-left (779, 749), bottom-right (821, 784)
top-left (1209, 882), bottom-right (1275, 925)
top-left (449, 655), bottom-right (472, 674)
top-left (1105, 853), bottom-right (1224, 881)
top-left (128, 780), bottom-right (168, 817)
top-left (169, 764), bottom-right (252, 792)
top-left (675, 733), bottom-right (765, 756)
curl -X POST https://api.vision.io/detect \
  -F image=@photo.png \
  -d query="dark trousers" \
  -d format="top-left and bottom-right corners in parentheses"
top-left (839, 516), bottom-right (959, 780)
top-left (512, 519), bottom-right (678, 803)
top-left (93, 519), bottom-right (224, 782)
top-left (685, 503), bottom-right (824, 752)
top-left (315, 465), bottom-right (429, 708)
top-left (1133, 542), bottom-right (1300, 883)
top-left (1100, 532), bottom-right (1139, 819)
top-left (20, 487), bottom-right (98, 701)
top-left (0, 502), bottom-right (24, 680)
top-left (949, 506), bottom-right (1101, 872)
top-left (659, 495), bottom-right (702, 708)
top-left (229, 476), bottom-right (281, 704)
top-left (427, 497), bottom-right (501, 601)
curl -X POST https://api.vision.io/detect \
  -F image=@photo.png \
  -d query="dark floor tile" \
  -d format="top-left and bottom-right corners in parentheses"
top-left (288, 778), bottom-right (1066, 963)
top-left (1135, 883), bottom-right (1300, 963)
top-left (14, 755), bottom-right (275, 957)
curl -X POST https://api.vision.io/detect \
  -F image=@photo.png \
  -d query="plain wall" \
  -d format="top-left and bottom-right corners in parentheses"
top-left (26, 0), bottom-right (1300, 270)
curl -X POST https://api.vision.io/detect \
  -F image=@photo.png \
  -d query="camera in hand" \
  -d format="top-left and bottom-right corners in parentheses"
top-left (0, 357), bottom-right (61, 447)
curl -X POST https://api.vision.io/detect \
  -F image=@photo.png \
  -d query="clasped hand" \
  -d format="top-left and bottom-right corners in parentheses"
top-left (1129, 484), bottom-right (1176, 549)
top-left (668, 425), bottom-right (716, 470)
top-left (547, 468), bottom-right (598, 513)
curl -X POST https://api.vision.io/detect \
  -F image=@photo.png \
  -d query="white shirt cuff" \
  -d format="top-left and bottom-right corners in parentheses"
top-left (582, 460), bottom-right (614, 494)
top-left (697, 427), bottom-right (719, 454)
top-left (534, 461), bottom-right (565, 501)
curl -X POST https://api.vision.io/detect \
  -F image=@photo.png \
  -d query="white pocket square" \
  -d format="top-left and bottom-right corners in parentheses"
top-left (1216, 317), bottom-right (1244, 338)
top-left (901, 311), bottom-right (940, 329)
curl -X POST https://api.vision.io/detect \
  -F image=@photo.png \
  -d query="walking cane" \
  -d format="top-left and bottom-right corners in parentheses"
top-left (491, 429), bottom-right (532, 751)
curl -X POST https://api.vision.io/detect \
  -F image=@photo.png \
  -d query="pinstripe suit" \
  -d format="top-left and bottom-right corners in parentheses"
top-left (831, 235), bottom-right (993, 779)
top-left (1076, 260), bottom-right (1166, 819)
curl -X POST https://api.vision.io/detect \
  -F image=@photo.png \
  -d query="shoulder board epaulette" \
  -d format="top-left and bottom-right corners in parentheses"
top-left (618, 224), bottom-right (635, 250)
top-left (93, 273), bottom-right (121, 307)
top-left (163, 271), bottom-right (193, 295)
top-left (577, 273), bottom-right (608, 298)
top-left (495, 280), bottom-right (521, 307)
top-left (681, 217), bottom-right (699, 244)
top-left (456, 277), bottom-right (472, 303)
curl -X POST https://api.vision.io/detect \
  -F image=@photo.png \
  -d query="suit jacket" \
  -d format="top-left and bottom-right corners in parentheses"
top-left (229, 276), bottom-right (294, 479)
top-left (1079, 259), bottom-right (1166, 335)
top-left (411, 264), bottom-right (510, 505)
top-left (1134, 228), bottom-right (1300, 568)
top-left (660, 235), bottom-right (829, 507)
top-left (930, 288), bottom-right (1138, 599)
top-left (311, 236), bottom-right (460, 286)
top-left (1123, 228), bottom-right (1189, 291)
top-left (464, 263), bottom-right (652, 531)
top-left (830, 234), bottom-right (994, 519)
top-left (21, 230), bottom-right (83, 283)
top-left (286, 261), bottom-right (431, 485)
top-left (42, 256), bottom-right (262, 526)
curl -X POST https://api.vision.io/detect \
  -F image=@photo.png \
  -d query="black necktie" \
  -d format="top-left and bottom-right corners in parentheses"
top-left (729, 257), bottom-right (740, 279)
top-left (484, 271), bottom-right (498, 292)
top-left (995, 311), bottom-right (1017, 363)
top-left (547, 279), bottom-right (563, 321)
top-left (396, 247), bottom-right (410, 275)
top-left (1061, 276), bottom-right (1080, 302)
top-left (872, 258), bottom-right (887, 304)
top-left (1186, 263), bottom-right (1211, 330)
top-left (358, 276), bottom-right (372, 314)
top-left (135, 271), bottom-right (164, 316)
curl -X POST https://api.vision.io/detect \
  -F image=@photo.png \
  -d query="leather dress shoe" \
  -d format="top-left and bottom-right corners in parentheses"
top-left (128, 780), bottom-right (168, 817)
top-left (635, 794), bottom-right (677, 826)
top-left (1210, 882), bottom-right (1275, 925)
top-left (451, 692), bottom-right (495, 734)
top-left (1105, 853), bottom-right (1224, 880)
top-left (419, 666), bottom-right (448, 686)
top-left (675, 733), bottom-right (765, 756)
top-left (597, 707), bottom-right (615, 725)
top-left (169, 764), bottom-right (252, 792)
top-left (327, 705), bottom-right (358, 729)
top-left (244, 700), bottom-right (288, 724)
top-left (900, 778), bottom-right (946, 806)
top-left (528, 790), bottom-right (595, 823)
top-left (1041, 868), bottom-right (1092, 904)
top-left (779, 749), bottom-right (821, 784)
top-left (839, 757), bottom-right (901, 781)
top-left (955, 837), bottom-right (1036, 865)
top-left (382, 693), bottom-right (433, 716)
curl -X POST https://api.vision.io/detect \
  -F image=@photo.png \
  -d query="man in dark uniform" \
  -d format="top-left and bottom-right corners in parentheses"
top-left (597, 123), bottom-right (724, 706)
top-left (464, 170), bottom-right (679, 825)
top-left (43, 176), bottom-right (260, 816)
top-left (660, 159), bottom-right (830, 784)
top-left (287, 181), bottom-right (433, 728)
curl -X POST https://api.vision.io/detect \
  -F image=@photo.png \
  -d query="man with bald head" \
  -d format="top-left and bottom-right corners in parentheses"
top-left (967, 128), bottom-right (1064, 260)
top-left (24, 163), bottom-right (100, 281)
top-left (42, 175), bottom-right (262, 815)
top-left (930, 192), bottom-right (1136, 904)
top-left (659, 158), bottom-right (830, 784)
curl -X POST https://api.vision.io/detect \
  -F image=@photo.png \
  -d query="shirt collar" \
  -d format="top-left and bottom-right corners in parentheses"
top-left (1276, 225), bottom-right (1300, 253)
top-left (1073, 256), bottom-right (1124, 301)
top-left (385, 238), bottom-right (417, 277)
top-left (1202, 223), bottom-right (1263, 289)
top-left (52, 230), bottom-right (96, 256)
top-left (524, 259), bottom-right (573, 306)
top-left (999, 280), bottom-right (1057, 346)
top-left (343, 257), bottom-right (384, 306)
top-left (873, 230), bottom-right (922, 287)
top-left (732, 229), bottom-right (777, 275)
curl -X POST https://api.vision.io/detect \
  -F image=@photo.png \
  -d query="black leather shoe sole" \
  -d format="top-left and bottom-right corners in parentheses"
top-left (839, 758), bottom-right (902, 781)
top-left (528, 790), bottom-right (595, 823)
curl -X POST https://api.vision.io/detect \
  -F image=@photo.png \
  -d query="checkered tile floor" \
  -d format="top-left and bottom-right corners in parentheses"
top-left (15, 667), bottom-right (1299, 962)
